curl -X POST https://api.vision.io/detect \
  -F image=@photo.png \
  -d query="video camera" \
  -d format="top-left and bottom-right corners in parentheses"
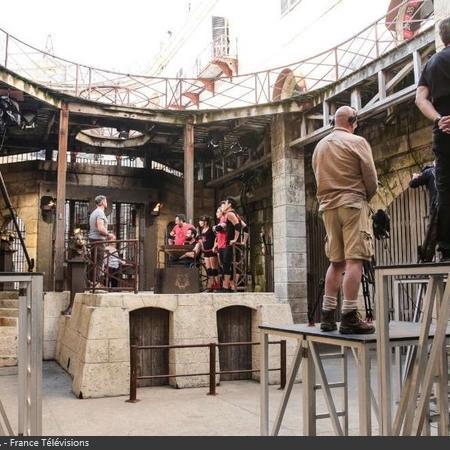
top-left (372, 209), bottom-right (390, 240)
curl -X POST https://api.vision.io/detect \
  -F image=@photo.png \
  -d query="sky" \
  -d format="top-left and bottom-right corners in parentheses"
top-left (0, 0), bottom-right (194, 73)
top-left (0, 0), bottom-right (391, 75)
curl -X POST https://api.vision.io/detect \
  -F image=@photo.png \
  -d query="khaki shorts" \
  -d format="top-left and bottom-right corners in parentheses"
top-left (322, 203), bottom-right (374, 262)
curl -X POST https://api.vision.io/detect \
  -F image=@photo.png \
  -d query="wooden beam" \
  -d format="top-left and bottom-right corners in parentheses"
top-left (206, 154), bottom-right (271, 188)
top-left (184, 121), bottom-right (194, 224)
top-left (53, 103), bottom-right (69, 290)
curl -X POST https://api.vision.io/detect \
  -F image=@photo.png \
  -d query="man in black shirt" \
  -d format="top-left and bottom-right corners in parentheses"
top-left (416, 17), bottom-right (450, 260)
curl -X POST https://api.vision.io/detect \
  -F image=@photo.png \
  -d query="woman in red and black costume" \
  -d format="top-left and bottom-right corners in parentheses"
top-left (214, 198), bottom-right (243, 292)
top-left (198, 216), bottom-right (220, 292)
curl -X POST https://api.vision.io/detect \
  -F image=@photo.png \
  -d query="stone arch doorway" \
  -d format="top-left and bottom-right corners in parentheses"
top-left (217, 306), bottom-right (252, 381)
top-left (129, 307), bottom-right (170, 387)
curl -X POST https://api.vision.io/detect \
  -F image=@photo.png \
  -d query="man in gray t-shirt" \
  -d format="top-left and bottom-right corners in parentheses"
top-left (88, 195), bottom-right (115, 286)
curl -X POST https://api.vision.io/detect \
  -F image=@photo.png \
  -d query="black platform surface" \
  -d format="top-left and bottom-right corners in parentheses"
top-left (375, 261), bottom-right (450, 270)
top-left (260, 321), bottom-right (450, 343)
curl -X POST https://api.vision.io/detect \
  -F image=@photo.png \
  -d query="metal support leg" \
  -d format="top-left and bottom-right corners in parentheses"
top-left (260, 330), bottom-right (269, 436)
top-left (412, 277), bottom-right (450, 435)
top-left (357, 344), bottom-right (371, 436)
top-left (309, 341), bottom-right (343, 436)
top-left (437, 340), bottom-right (449, 435)
top-left (302, 340), bottom-right (316, 436)
top-left (343, 347), bottom-right (349, 436)
top-left (18, 285), bottom-right (27, 436)
top-left (272, 338), bottom-right (303, 436)
top-left (375, 270), bottom-right (392, 435)
top-left (401, 276), bottom-right (438, 435)
top-left (30, 275), bottom-right (43, 436)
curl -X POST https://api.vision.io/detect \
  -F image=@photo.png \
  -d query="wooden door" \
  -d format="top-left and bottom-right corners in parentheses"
top-left (129, 308), bottom-right (169, 387)
top-left (217, 306), bottom-right (252, 381)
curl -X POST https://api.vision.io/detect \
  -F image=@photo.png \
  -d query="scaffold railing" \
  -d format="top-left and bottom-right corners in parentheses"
top-left (0, 0), bottom-right (435, 111)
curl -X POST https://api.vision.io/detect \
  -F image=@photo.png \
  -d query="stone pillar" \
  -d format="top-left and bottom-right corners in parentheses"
top-left (435, 0), bottom-right (450, 51)
top-left (271, 114), bottom-right (307, 323)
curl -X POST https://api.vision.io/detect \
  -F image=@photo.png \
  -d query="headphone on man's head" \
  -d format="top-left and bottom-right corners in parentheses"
top-left (329, 107), bottom-right (358, 126)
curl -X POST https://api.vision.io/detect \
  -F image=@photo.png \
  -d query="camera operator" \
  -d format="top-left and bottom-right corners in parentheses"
top-left (410, 163), bottom-right (438, 262)
top-left (415, 17), bottom-right (450, 261)
top-left (312, 106), bottom-right (378, 334)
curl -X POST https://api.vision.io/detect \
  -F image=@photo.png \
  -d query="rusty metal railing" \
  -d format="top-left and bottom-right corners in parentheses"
top-left (127, 340), bottom-right (287, 403)
top-left (0, 1), bottom-right (434, 110)
top-left (85, 239), bottom-right (139, 293)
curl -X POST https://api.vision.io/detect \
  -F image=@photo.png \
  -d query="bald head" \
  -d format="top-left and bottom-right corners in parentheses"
top-left (334, 106), bottom-right (358, 132)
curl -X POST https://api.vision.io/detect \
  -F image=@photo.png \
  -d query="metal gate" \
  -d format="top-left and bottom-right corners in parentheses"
top-left (375, 186), bottom-right (429, 320)
top-left (5, 218), bottom-right (26, 273)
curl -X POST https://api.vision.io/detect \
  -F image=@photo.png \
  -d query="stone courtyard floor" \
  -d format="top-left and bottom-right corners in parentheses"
top-left (0, 359), bottom-right (406, 436)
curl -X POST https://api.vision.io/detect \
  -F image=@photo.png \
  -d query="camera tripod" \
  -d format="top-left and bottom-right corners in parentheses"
top-left (308, 258), bottom-right (375, 326)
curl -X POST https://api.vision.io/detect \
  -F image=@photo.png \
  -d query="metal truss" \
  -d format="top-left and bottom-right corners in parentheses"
top-left (0, 1), bottom-right (435, 111)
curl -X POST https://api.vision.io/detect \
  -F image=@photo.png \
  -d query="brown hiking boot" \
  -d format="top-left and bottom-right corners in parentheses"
top-left (320, 309), bottom-right (337, 332)
top-left (339, 310), bottom-right (375, 335)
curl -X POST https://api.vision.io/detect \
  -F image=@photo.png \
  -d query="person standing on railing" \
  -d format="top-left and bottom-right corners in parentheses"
top-left (312, 106), bottom-right (378, 335)
top-left (415, 16), bottom-right (450, 262)
top-left (88, 195), bottom-right (115, 287)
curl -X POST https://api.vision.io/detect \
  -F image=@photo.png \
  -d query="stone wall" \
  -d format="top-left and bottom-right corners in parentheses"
top-left (271, 114), bottom-right (308, 323)
top-left (56, 292), bottom-right (294, 398)
top-left (43, 292), bottom-right (70, 360)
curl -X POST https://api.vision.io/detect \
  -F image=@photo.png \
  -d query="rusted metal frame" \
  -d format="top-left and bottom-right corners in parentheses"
top-left (196, 73), bottom-right (255, 106)
top-left (296, 51), bottom-right (337, 89)
top-left (86, 239), bottom-right (139, 293)
top-left (91, 245), bottom-right (98, 294)
top-left (338, 35), bottom-right (378, 83)
top-left (209, 343), bottom-right (216, 395)
top-left (184, 121), bottom-right (194, 224)
top-left (138, 372), bottom-right (211, 380)
top-left (166, 79), bottom-right (182, 108)
top-left (53, 103), bottom-right (69, 289)
top-left (129, 340), bottom-right (286, 402)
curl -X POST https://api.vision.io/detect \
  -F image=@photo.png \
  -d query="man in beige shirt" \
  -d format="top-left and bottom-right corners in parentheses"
top-left (312, 106), bottom-right (378, 334)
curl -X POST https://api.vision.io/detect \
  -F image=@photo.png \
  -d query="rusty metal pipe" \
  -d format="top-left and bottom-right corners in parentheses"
top-left (280, 340), bottom-right (287, 390)
top-left (208, 343), bottom-right (216, 396)
top-left (126, 345), bottom-right (140, 403)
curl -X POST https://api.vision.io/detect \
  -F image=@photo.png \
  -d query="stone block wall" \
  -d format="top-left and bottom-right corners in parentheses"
top-left (43, 291), bottom-right (70, 360)
top-left (56, 292), bottom-right (294, 398)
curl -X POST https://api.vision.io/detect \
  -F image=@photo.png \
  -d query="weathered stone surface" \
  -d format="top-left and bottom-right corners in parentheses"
top-left (55, 292), bottom-right (294, 397)
top-left (86, 308), bottom-right (129, 340)
top-left (73, 362), bottom-right (130, 398)
top-left (79, 337), bottom-right (109, 364)
top-left (108, 338), bottom-right (130, 363)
